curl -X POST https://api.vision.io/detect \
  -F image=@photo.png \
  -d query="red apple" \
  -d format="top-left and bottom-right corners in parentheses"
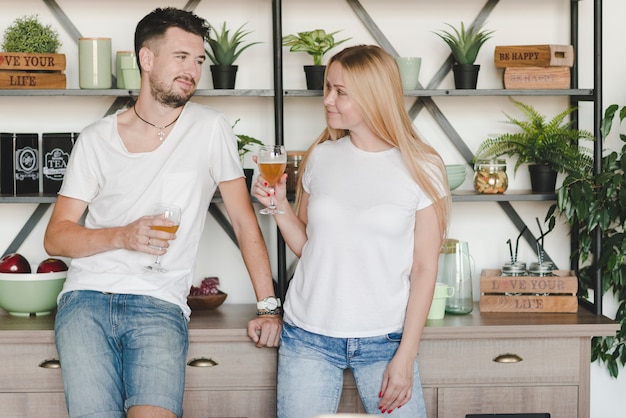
top-left (0, 253), bottom-right (31, 273)
top-left (37, 258), bottom-right (69, 273)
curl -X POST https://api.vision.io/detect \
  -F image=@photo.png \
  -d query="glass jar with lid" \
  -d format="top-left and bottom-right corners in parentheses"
top-left (473, 159), bottom-right (508, 194)
top-left (285, 151), bottom-right (305, 194)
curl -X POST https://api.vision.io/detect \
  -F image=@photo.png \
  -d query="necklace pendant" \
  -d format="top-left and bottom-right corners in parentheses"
top-left (158, 130), bottom-right (165, 141)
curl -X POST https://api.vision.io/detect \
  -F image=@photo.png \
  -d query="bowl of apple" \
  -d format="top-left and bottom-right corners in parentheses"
top-left (0, 253), bottom-right (69, 317)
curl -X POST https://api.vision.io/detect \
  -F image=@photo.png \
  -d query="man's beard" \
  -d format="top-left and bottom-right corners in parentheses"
top-left (149, 75), bottom-right (196, 108)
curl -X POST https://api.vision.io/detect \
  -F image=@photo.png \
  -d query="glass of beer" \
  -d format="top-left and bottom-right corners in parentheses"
top-left (258, 145), bottom-right (287, 215)
top-left (145, 203), bottom-right (182, 272)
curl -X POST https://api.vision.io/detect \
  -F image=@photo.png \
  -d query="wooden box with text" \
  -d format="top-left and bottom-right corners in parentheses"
top-left (503, 67), bottom-right (570, 89)
top-left (494, 44), bottom-right (574, 68)
top-left (479, 269), bottom-right (578, 313)
top-left (0, 52), bottom-right (66, 89)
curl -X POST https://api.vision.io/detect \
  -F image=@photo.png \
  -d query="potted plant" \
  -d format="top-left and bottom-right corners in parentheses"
top-left (205, 22), bottom-right (260, 89)
top-left (232, 118), bottom-right (264, 191)
top-left (0, 14), bottom-right (65, 89)
top-left (282, 29), bottom-right (350, 90)
top-left (434, 21), bottom-right (493, 89)
top-left (474, 98), bottom-right (595, 192)
top-left (547, 103), bottom-right (626, 377)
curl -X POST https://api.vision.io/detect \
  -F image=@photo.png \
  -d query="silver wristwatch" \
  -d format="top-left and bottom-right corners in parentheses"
top-left (257, 296), bottom-right (282, 315)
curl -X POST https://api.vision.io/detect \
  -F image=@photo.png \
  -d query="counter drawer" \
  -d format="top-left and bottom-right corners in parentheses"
top-left (183, 389), bottom-right (276, 418)
top-left (0, 392), bottom-right (68, 418)
top-left (185, 342), bottom-right (277, 390)
top-left (0, 343), bottom-right (63, 391)
top-left (437, 386), bottom-right (578, 418)
top-left (419, 337), bottom-right (580, 385)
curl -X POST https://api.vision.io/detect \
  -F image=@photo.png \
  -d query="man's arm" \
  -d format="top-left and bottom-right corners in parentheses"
top-left (218, 177), bottom-right (282, 348)
top-left (43, 195), bottom-right (172, 259)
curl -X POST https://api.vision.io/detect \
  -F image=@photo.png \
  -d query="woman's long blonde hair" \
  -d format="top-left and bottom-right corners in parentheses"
top-left (295, 44), bottom-right (451, 237)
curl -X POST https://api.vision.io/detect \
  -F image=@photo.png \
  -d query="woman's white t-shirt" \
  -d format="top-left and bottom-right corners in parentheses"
top-left (58, 102), bottom-right (243, 319)
top-left (284, 136), bottom-right (435, 338)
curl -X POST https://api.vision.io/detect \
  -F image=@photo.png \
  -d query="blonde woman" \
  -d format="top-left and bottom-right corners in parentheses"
top-left (254, 44), bottom-right (451, 417)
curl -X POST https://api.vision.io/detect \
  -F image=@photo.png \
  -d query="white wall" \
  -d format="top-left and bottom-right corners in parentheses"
top-left (1, 0), bottom-right (625, 416)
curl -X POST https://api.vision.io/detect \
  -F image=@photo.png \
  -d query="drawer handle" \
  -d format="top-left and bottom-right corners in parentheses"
top-left (493, 353), bottom-right (523, 363)
top-left (187, 357), bottom-right (218, 367)
top-left (39, 358), bottom-right (61, 369)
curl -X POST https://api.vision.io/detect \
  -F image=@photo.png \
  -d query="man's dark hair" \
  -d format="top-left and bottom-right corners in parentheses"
top-left (134, 7), bottom-right (210, 61)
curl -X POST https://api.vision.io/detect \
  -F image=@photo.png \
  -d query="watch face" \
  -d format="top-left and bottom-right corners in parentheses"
top-left (265, 297), bottom-right (278, 310)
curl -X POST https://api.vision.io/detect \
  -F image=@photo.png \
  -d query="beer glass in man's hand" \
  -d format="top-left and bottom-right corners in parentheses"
top-left (144, 203), bottom-right (181, 272)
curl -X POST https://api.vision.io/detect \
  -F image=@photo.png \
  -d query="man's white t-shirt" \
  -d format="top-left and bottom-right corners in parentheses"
top-left (58, 102), bottom-right (243, 319)
top-left (284, 136), bottom-right (435, 338)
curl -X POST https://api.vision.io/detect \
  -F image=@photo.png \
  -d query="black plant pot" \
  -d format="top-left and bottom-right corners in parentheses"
top-left (304, 65), bottom-right (326, 90)
top-left (210, 65), bottom-right (238, 89)
top-left (452, 64), bottom-right (480, 89)
top-left (244, 168), bottom-right (254, 192)
top-left (528, 164), bottom-right (558, 193)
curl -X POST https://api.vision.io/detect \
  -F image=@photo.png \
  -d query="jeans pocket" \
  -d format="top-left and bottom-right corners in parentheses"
top-left (386, 331), bottom-right (403, 342)
top-left (56, 290), bottom-right (77, 311)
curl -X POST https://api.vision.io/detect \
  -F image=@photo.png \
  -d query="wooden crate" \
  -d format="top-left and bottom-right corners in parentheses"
top-left (479, 269), bottom-right (578, 313)
top-left (0, 52), bottom-right (66, 89)
top-left (503, 66), bottom-right (570, 90)
top-left (494, 44), bottom-right (574, 68)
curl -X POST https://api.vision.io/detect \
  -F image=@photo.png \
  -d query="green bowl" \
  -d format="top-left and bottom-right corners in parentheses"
top-left (0, 271), bottom-right (66, 316)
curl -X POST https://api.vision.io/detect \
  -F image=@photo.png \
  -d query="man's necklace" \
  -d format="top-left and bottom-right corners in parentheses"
top-left (133, 105), bottom-right (181, 141)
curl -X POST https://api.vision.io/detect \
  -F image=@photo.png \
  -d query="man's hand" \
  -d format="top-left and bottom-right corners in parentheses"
top-left (247, 316), bottom-right (282, 348)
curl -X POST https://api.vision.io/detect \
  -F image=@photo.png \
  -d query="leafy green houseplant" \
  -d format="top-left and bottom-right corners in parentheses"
top-left (434, 21), bottom-right (493, 88)
top-left (282, 29), bottom-right (350, 90)
top-left (232, 119), bottom-right (264, 164)
top-left (205, 22), bottom-right (260, 89)
top-left (474, 99), bottom-right (595, 192)
top-left (547, 104), bottom-right (626, 377)
top-left (2, 14), bottom-right (61, 53)
top-left (232, 119), bottom-right (264, 191)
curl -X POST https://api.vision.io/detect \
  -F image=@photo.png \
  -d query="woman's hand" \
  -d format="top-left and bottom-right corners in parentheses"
top-left (251, 154), bottom-right (289, 211)
top-left (378, 354), bottom-right (414, 414)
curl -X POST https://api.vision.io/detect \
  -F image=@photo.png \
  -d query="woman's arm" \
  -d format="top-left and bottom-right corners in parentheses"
top-left (253, 174), bottom-right (309, 257)
top-left (377, 204), bottom-right (443, 413)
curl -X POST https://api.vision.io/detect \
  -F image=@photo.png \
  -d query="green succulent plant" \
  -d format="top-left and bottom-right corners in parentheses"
top-left (1, 14), bottom-right (61, 53)
top-left (282, 29), bottom-right (350, 66)
top-left (474, 98), bottom-right (595, 175)
top-left (434, 21), bottom-right (493, 65)
top-left (205, 22), bottom-right (260, 66)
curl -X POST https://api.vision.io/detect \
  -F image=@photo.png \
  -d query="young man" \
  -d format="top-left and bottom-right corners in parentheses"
top-left (44, 8), bottom-right (281, 418)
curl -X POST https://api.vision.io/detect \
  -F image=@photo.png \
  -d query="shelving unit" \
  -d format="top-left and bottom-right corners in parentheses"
top-left (0, 0), bottom-right (603, 312)
top-left (272, 0), bottom-right (604, 312)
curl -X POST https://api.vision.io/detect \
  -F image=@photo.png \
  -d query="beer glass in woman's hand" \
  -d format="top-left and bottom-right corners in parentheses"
top-left (257, 145), bottom-right (287, 215)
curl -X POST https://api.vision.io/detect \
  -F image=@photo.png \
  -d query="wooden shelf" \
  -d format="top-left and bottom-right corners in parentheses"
top-left (451, 190), bottom-right (557, 202)
top-left (0, 88), bottom-right (594, 99)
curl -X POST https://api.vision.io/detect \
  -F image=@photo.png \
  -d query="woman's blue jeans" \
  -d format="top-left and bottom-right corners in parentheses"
top-left (277, 321), bottom-right (427, 418)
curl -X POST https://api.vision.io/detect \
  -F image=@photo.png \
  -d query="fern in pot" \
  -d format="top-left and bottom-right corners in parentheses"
top-left (474, 98), bottom-right (595, 192)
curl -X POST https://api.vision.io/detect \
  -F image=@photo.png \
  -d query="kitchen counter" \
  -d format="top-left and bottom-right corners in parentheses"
top-left (0, 303), bottom-right (619, 417)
